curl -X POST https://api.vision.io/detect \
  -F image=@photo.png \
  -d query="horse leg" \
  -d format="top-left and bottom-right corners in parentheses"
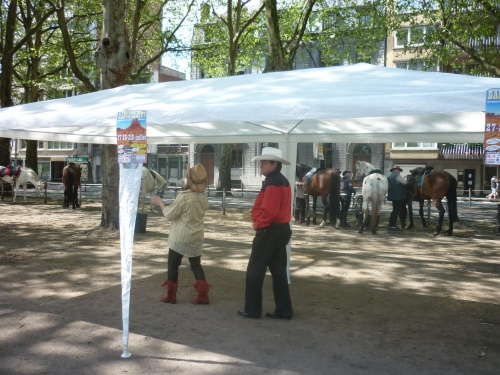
top-left (12, 183), bottom-right (18, 203)
top-left (63, 187), bottom-right (69, 208)
top-left (76, 186), bottom-right (80, 208)
top-left (306, 196), bottom-right (311, 226)
top-left (72, 186), bottom-right (78, 209)
top-left (320, 196), bottom-right (328, 228)
top-left (447, 217), bottom-right (454, 236)
top-left (407, 202), bottom-right (414, 229)
top-left (358, 203), bottom-right (369, 234)
top-left (418, 201), bottom-right (427, 227)
top-left (434, 199), bottom-right (445, 235)
top-left (312, 196), bottom-right (317, 225)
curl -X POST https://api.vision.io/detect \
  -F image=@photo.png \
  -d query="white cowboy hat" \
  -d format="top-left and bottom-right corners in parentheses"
top-left (251, 147), bottom-right (290, 165)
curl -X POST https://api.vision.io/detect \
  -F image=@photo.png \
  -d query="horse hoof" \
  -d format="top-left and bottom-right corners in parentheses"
top-left (319, 221), bottom-right (325, 228)
top-left (358, 228), bottom-right (364, 234)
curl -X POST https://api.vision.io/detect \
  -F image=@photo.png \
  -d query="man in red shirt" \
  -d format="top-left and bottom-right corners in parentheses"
top-left (238, 147), bottom-right (293, 320)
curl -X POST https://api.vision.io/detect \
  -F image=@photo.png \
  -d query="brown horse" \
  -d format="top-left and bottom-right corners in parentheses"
top-left (404, 167), bottom-right (459, 235)
top-left (62, 163), bottom-right (82, 209)
top-left (302, 167), bottom-right (341, 227)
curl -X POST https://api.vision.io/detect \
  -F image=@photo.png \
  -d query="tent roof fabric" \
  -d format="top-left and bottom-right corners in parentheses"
top-left (0, 63), bottom-right (498, 144)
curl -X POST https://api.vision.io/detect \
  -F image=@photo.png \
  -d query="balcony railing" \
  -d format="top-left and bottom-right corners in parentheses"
top-left (440, 144), bottom-right (484, 159)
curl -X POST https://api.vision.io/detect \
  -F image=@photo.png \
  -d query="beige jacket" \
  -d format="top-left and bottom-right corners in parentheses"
top-left (162, 190), bottom-right (209, 257)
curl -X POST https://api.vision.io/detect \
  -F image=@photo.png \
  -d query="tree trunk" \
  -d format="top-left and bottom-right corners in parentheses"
top-left (95, 0), bottom-right (133, 230)
top-left (0, 138), bottom-right (11, 166)
top-left (25, 141), bottom-right (38, 173)
top-left (263, 0), bottom-right (286, 72)
top-left (217, 144), bottom-right (232, 191)
top-left (100, 144), bottom-right (120, 230)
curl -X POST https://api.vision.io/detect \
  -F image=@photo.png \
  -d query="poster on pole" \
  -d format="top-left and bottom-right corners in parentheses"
top-left (484, 89), bottom-right (500, 165)
top-left (117, 110), bottom-right (147, 164)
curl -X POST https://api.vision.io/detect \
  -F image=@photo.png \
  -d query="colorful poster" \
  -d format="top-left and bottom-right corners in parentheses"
top-left (117, 111), bottom-right (147, 164)
top-left (484, 89), bottom-right (500, 166)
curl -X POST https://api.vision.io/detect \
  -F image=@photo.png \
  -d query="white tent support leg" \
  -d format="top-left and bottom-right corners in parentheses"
top-left (119, 163), bottom-right (143, 359)
top-left (279, 141), bottom-right (298, 284)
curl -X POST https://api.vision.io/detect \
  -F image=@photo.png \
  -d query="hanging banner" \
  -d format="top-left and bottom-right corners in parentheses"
top-left (117, 111), bottom-right (148, 164)
top-left (484, 89), bottom-right (500, 165)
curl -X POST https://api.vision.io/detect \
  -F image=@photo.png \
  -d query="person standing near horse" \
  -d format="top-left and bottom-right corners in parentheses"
top-left (238, 147), bottom-right (293, 320)
top-left (295, 178), bottom-right (306, 223)
top-left (387, 166), bottom-right (407, 231)
top-left (487, 176), bottom-right (498, 199)
top-left (339, 170), bottom-right (355, 228)
top-left (151, 163), bottom-right (211, 305)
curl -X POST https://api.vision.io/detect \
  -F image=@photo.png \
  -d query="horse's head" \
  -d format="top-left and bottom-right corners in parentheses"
top-left (296, 164), bottom-right (312, 181)
top-left (354, 161), bottom-right (366, 184)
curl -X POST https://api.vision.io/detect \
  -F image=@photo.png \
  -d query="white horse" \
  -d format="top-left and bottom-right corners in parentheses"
top-left (354, 161), bottom-right (388, 234)
top-left (0, 166), bottom-right (44, 203)
top-left (140, 167), bottom-right (167, 213)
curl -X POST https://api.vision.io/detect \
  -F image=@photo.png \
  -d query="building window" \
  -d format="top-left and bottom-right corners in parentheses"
top-left (48, 141), bottom-right (73, 150)
top-left (395, 25), bottom-right (433, 48)
top-left (392, 142), bottom-right (437, 150)
top-left (353, 144), bottom-right (371, 154)
top-left (20, 140), bottom-right (45, 149)
top-left (395, 61), bottom-right (438, 72)
top-left (232, 144), bottom-right (243, 168)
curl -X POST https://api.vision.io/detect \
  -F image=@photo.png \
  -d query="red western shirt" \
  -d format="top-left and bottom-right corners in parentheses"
top-left (251, 171), bottom-right (292, 230)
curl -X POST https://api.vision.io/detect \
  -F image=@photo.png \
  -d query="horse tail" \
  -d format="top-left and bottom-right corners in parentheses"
top-left (370, 182), bottom-right (382, 230)
top-left (447, 175), bottom-right (459, 221)
top-left (66, 169), bottom-right (74, 188)
top-left (329, 171), bottom-right (340, 214)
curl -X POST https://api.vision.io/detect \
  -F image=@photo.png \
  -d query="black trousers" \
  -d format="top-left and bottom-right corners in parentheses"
top-left (389, 200), bottom-right (403, 227)
top-left (340, 195), bottom-right (352, 224)
top-left (244, 223), bottom-right (292, 316)
top-left (295, 197), bottom-right (305, 221)
top-left (167, 248), bottom-right (205, 282)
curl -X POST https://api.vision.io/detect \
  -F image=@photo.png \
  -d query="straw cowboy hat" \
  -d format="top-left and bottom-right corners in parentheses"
top-left (186, 163), bottom-right (208, 193)
top-left (390, 165), bottom-right (403, 172)
top-left (251, 147), bottom-right (291, 165)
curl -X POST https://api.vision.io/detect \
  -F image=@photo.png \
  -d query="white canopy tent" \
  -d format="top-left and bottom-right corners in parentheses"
top-left (1, 63), bottom-right (498, 357)
top-left (1, 63), bottom-right (498, 146)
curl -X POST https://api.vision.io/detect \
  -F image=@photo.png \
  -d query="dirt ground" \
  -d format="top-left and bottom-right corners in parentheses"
top-left (0, 197), bottom-right (499, 375)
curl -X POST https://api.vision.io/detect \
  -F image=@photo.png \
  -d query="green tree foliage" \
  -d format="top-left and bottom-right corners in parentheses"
top-left (314, 0), bottom-right (390, 66)
top-left (192, 0), bottom-right (266, 77)
top-left (394, 0), bottom-right (499, 77)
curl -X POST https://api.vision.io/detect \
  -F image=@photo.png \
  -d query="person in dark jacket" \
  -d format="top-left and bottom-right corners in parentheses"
top-left (238, 147), bottom-right (293, 320)
top-left (339, 170), bottom-right (356, 227)
top-left (387, 165), bottom-right (407, 230)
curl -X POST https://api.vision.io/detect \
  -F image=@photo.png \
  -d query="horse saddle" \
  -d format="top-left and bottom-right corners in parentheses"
top-left (409, 166), bottom-right (434, 188)
top-left (0, 166), bottom-right (20, 178)
top-left (304, 168), bottom-right (323, 186)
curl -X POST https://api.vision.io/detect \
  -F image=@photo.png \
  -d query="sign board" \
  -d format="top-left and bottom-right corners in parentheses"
top-left (66, 157), bottom-right (88, 163)
top-left (484, 89), bottom-right (500, 165)
top-left (117, 111), bottom-right (147, 164)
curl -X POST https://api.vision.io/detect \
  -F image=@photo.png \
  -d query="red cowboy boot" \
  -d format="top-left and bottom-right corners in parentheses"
top-left (160, 279), bottom-right (178, 304)
top-left (192, 280), bottom-right (211, 305)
